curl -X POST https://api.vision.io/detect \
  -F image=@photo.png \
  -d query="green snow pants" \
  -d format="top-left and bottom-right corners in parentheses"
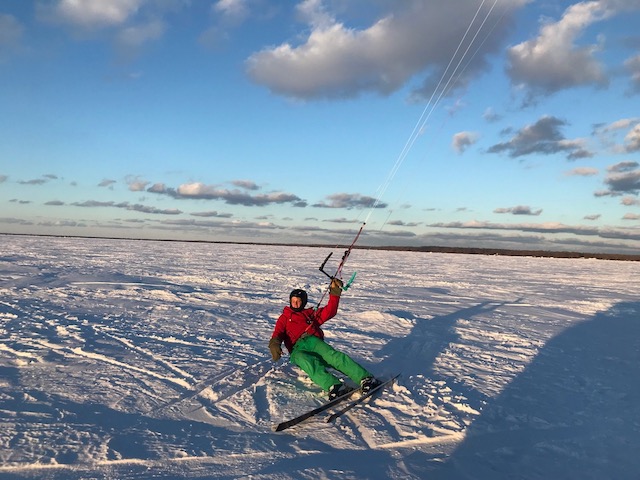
top-left (289, 334), bottom-right (372, 391)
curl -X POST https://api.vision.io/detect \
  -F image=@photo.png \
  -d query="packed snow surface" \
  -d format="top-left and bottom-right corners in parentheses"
top-left (0, 236), bottom-right (639, 479)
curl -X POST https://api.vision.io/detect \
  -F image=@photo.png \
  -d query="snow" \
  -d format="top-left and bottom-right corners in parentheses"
top-left (0, 235), bottom-right (639, 479)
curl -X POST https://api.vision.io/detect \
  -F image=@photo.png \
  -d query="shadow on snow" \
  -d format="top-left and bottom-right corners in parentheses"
top-left (408, 300), bottom-right (640, 479)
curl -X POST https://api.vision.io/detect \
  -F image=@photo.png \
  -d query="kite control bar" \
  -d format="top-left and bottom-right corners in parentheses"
top-left (318, 250), bottom-right (357, 291)
top-left (319, 252), bottom-right (336, 279)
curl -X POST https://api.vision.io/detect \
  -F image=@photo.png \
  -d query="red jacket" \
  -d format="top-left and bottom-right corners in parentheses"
top-left (271, 294), bottom-right (340, 353)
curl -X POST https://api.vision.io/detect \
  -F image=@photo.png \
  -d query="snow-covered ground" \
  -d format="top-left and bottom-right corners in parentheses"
top-left (0, 235), bottom-right (639, 479)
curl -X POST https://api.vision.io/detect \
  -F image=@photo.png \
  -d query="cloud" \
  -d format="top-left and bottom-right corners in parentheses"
top-left (158, 218), bottom-right (284, 232)
top-left (483, 107), bottom-right (502, 123)
top-left (322, 217), bottom-right (359, 224)
top-left (494, 205), bottom-right (543, 216)
top-left (584, 214), bottom-right (601, 220)
top-left (565, 167), bottom-right (598, 176)
top-left (593, 117), bottom-right (640, 152)
top-left (73, 200), bottom-right (115, 208)
top-left (624, 53), bottom-right (640, 94)
top-left (0, 217), bottom-right (34, 226)
top-left (452, 131), bottom-right (479, 154)
top-left (37, 0), bottom-right (146, 29)
top-left (126, 203), bottom-right (181, 215)
top-left (18, 178), bottom-right (48, 185)
top-left (99, 179), bottom-right (117, 188)
top-left (596, 161), bottom-right (640, 196)
top-left (370, 229), bottom-right (417, 239)
top-left (232, 180), bottom-right (260, 190)
top-left (147, 183), bottom-right (175, 195)
top-left (312, 193), bottom-right (387, 209)
top-left (14, 174), bottom-right (57, 186)
top-left (72, 200), bottom-right (182, 215)
top-left (190, 211), bottom-right (233, 218)
top-left (45, 200), bottom-right (66, 206)
top-left (0, 175), bottom-right (8, 183)
top-left (200, 0), bottom-right (257, 49)
top-left (198, 25), bottom-right (228, 50)
top-left (595, 117), bottom-right (640, 135)
top-left (623, 123), bottom-right (640, 152)
top-left (246, 1), bottom-right (522, 100)
top-left (38, 219), bottom-right (86, 228)
top-left (608, 161), bottom-right (639, 173)
top-left (387, 219), bottom-right (421, 227)
top-left (114, 19), bottom-right (165, 54)
top-left (174, 182), bottom-right (307, 207)
top-left (621, 196), bottom-right (640, 206)
top-left (0, 14), bottom-right (24, 60)
top-left (296, 0), bottom-right (334, 29)
top-left (428, 219), bottom-right (640, 242)
top-left (506, 2), bottom-right (610, 102)
top-left (127, 178), bottom-right (149, 191)
top-left (35, 0), bottom-right (178, 57)
top-left (145, 181), bottom-right (307, 207)
top-left (603, 169), bottom-right (640, 195)
top-left (214, 0), bottom-right (249, 23)
top-left (487, 115), bottom-right (592, 160)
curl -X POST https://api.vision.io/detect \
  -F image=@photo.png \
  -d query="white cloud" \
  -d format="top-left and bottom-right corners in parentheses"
top-left (0, 14), bottom-right (24, 53)
top-left (312, 192), bottom-right (387, 209)
top-left (246, 1), bottom-right (526, 100)
top-left (597, 117), bottom-right (640, 134)
top-left (115, 19), bottom-right (164, 51)
top-left (177, 182), bottom-right (214, 197)
top-left (452, 131), bottom-right (479, 154)
top-left (173, 182), bottom-right (306, 207)
top-left (507, 1), bottom-right (610, 101)
top-left (483, 107), bottom-right (502, 123)
top-left (36, 0), bottom-right (174, 54)
top-left (594, 117), bottom-right (640, 153)
top-left (623, 123), bottom-right (640, 152)
top-left (295, 0), bottom-right (334, 30)
top-left (624, 54), bottom-right (640, 94)
top-left (214, 0), bottom-right (249, 23)
top-left (128, 180), bottom-right (149, 192)
top-left (565, 167), bottom-right (599, 176)
top-left (621, 196), bottom-right (640, 206)
top-left (494, 205), bottom-right (543, 216)
top-left (39, 0), bottom-right (146, 28)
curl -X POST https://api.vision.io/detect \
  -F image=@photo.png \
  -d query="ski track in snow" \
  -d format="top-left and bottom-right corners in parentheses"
top-left (0, 236), bottom-right (639, 479)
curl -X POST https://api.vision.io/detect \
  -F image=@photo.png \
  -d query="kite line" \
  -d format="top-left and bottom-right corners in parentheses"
top-left (316, 0), bottom-right (505, 297)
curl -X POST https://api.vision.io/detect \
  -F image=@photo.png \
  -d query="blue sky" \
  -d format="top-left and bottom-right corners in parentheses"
top-left (1, 0), bottom-right (640, 254)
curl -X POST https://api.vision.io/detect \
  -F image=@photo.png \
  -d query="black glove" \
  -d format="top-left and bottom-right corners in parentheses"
top-left (330, 278), bottom-right (343, 296)
top-left (269, 337), bottom-right (282, 361)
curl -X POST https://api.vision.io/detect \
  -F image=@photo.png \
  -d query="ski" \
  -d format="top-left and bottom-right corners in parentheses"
top-left (272, 386), bottom-right (360, 432)
top-left (325, 374), bottom-right (400, 423)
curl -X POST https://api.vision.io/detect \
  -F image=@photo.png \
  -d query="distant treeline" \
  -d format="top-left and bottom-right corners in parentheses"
top-left (3, 233), bottom-right (639, 261)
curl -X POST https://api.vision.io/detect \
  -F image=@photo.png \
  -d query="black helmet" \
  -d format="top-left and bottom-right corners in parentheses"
top-left (289, 288), bottom-right (308, 311)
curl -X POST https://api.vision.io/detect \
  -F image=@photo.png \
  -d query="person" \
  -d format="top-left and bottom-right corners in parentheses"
top-left (269, 277), bottom-right (379, 399)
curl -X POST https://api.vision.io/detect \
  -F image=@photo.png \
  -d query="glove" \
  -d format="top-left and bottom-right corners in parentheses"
top-left (329, 277), bottom-right (343, 296)
top-left (269, 337), bottom-right (282, 361)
